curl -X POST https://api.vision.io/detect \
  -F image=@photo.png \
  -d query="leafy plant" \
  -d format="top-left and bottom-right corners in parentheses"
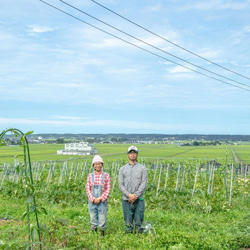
top-left (0, 128), bottom-right (43, 249)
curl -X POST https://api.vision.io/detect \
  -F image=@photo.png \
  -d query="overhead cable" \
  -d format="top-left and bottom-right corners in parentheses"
top-left (90, 0), bottom-right (250, 81)
top-left (40, 0), bottom-right (250, 92)
top-left (59, 0), bottom-right (250, 89)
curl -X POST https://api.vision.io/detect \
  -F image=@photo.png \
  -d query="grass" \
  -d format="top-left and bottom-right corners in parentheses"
top-left (1, 194), bottom-right (250, 249)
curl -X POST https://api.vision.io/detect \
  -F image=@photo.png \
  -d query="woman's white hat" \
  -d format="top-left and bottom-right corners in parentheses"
top-left (92, 155), bottom-right (104, 165)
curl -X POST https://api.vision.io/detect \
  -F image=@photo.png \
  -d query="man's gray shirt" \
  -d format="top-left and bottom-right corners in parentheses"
top-left (119, 162), bottom-right (147, 200)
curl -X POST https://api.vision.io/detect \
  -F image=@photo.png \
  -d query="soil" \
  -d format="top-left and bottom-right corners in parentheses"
top-left (0, 218), bottom-right (23, 226)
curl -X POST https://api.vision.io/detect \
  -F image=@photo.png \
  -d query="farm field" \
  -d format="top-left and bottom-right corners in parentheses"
top-left (1, 142), bottom-right (250, 249)
top-left (1, 142), bottom-right (250, 164)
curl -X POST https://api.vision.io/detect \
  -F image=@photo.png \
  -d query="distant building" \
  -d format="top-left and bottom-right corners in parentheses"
top-left (57, 142), bottom-right (98, 155)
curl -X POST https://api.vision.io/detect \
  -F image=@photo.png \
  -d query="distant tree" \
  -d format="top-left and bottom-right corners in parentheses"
top-left (118, 138), bottom-right (128, 142)
top-left (56, 138), bottom-right (64, 144)
top-left (110, 137), bottom-right (118, 142)
top-left (193, 141), bottom-right (200, 146)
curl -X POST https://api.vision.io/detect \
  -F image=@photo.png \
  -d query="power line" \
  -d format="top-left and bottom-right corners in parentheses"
top-left (90, 0), bottom-right (250, 82)
top-left (59, 0), bottom-right (250, 89)
top-left (40, 0), bottom-right (250, 92)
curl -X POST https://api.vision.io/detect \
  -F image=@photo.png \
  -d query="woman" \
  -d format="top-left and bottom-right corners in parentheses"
top-left (86, 155), bottom-right (111, 236)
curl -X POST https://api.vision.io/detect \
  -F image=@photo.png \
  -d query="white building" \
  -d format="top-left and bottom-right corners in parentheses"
top-left (57, 142), bottom-right (98, 155)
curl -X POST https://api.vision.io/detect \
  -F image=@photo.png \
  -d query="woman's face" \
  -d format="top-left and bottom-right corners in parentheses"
top-left (94, 162), bottom-right (103, 172)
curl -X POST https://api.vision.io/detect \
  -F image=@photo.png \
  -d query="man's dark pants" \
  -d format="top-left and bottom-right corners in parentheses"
top-left (122, 199), bottom-right (145, 233)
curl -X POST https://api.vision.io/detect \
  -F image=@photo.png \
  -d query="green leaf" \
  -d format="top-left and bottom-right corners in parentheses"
top-left (24, 131), bottom-right (34, 137)
top-left (21, 211), bottom-right (28, 220)
top-left (39, 207), bottom-right (48, 215)
top-left (15, 154), bottom-right (24, 159)
top-left (12, 130), bottom-right (19, 138)
top-left (37, 225), bottom-right (49, 233)
top-left (20, 136), bottom-right (25, 145)
top-left (0, 139), bottom-right (7, 146)
top-left (15, 165), bottom-right (20, 173)
top-left (31, 227), bottom-right (38, 240)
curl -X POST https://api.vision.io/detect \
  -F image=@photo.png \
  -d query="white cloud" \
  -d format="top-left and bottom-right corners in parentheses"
top-left (231, 25), bottom-right (250, 45)
top-left (50, 115), bottom-right (91, 121)
top-left (196, 48), bottom-right (222, 60)
top-left (27, 25), bottom-right (55, 33)
top-left (166, 65), bottom-right (192, 74)
top-left (144, 5), bottom-right (162, 13)
top-left (105, 68), bottom-right (136, 74)
top-left (0, 116), bottom-right (205, 133)
top-left (185, 1), bottom-right (248, 11)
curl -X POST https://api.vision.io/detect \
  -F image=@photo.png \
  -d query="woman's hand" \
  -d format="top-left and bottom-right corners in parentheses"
top-left (93, 197), bottom-right (102, 204)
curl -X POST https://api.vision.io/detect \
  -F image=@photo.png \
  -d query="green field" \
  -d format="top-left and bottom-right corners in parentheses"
top-left (1, 143), bottom-right (250, 249)
top-left (1, 143), bottom-right (250, 164)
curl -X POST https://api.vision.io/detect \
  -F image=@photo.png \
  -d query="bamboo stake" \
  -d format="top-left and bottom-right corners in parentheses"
top-left (164, 164), bottom-right (169, 191)
top-left (59, 162), bottom-right (66, 184)
top-left (111, 162), bottom-right (118, 193)
top-left (180, 165), bottom-right (186, 191)
top-left (153, 160), bottom-right (158, 182)
top-left (81, 162), bottom-right (86, 179)
top-left (207, 163), bottom-right (212, 195)
top-left (64, 162), bottom-right (69, 183)
top-left (191, 165), bottom-right (199, 199)
top-left (156, 164), bottom-right (163, 196)
top-left (188, 166), bottom-right (192, 192)
top-left (47, 163), bottom-right (52, 183)
top-left (0, 163), bottom-right (8, 190)
top-left (210, 164), bottom-right (215, 194)
top-left (51, 161), bottom-right (55, 181)
top-left (175, 161), bottom-right (181, 193)
top-left (229, 163), bottom-right (234, 206)
top-left (34, 162), bottom-right (39, 181)
top-left (13, 165), bottom-right (20, 195)
top-left (74, 163), bottom-right (79, 183)
top-left (39, 163), bottom-right (44, 181)
top-left (199, 167), bottom-right (204, 189)
top-left (12, 168), bottom-right (17, 182)
top-left (243, 164), bottom-right (247, 200)
top-left (224, 153), bottom-right (228, 199)
top-left (68, 162), bottom-right (73, 182)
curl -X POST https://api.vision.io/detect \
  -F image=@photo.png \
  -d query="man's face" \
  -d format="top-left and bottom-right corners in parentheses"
top-left (127, 151), bottom-right (138, 161)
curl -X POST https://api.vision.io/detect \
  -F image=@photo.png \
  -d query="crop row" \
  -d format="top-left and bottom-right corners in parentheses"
top-left (1, 158), bottom-right (249, 209)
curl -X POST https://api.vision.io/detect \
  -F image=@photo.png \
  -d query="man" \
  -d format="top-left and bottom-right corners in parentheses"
top-left (119, 146), bottom-right (147, 233)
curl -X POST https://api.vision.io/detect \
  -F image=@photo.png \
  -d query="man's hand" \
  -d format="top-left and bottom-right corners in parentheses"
top-left (128, 194), bottom-right (137, 204)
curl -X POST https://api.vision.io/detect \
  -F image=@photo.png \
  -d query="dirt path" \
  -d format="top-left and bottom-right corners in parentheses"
top-left (230, 147), bottom-right (240, 164)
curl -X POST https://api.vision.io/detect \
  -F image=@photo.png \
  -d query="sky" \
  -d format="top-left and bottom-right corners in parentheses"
top-left (0, 0), bottom-right (250, 135)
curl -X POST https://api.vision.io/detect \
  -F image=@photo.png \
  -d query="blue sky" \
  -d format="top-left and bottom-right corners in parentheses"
top-left (1, 0), bottom-right (250, 134)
